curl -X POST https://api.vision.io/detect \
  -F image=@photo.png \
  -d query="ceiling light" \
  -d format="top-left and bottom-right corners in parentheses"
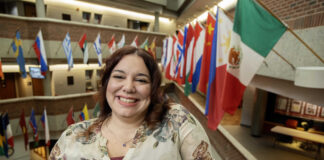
top-left (218, 0), bottom-right (237, 11)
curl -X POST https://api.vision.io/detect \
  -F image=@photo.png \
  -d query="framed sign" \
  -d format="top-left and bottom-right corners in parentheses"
top-left (321, 107), bottom-right (324, 117)
top-left (276, 96), bottom-right (288, 111)
top-left (290, 100), bottom-right (302, 113)
top-left (304, 103), bottom-right (317, 116)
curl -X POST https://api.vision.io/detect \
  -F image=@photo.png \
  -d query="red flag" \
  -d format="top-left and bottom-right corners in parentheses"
top-left (164, 36), bottom-right (174, 80)
top-left (79, 34), bottom-right (87, 50)
top-left (19, 109), bottom-right (28, 150)
top-left (198, 12), bottom-right (216, 94)
top-left (108, 34), bottom-right (116, 54)
top-left (66, 107), bottom-right (75, 126)
top-left (0, 60), bottom-right (4, 80)
top-left (175, 30), bottom-right (184, 84)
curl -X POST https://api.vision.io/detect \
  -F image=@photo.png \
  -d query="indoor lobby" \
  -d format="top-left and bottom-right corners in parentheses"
top-left (0, 0), bottom-right (324, 159)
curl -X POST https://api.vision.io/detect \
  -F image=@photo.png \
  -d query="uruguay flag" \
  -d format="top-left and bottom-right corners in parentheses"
top-left (93, 33), bottom-right (102, 66)
top-left (33, 30), bottom-right (48, 75)
top-left (62, 32), bottom-right (73, 70)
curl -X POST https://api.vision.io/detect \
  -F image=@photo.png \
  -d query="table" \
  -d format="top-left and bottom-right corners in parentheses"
top-left (271, 126), bottom-right (324, 160)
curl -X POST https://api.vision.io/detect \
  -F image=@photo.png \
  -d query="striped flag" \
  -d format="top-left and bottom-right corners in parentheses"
top-left (161, 38), bottom-right (168, 69)
top-left (131, 35), bottom-right (138, 47)
top-left (66, 106), bottom-right (75, 126)
top-left (33, 30), bottom-right (48, 76)
top-left (117, 34), bottom-right (125, 49)
top-left (140, 37), bottom-right (149, 50)
top-left (178, 26), bottom-right (188, 85)
top-left (148, 37), bottom-right (156, 59)
top-left (11, 31), bottom-right (27, 78)
top-left (206, 9), bottom-right (230, 128)
top-left (93, 33), bottom-right (102, 66)
top-left (184, 24), bottom-right (195, 96)
top-left (19, 109), bottom-right (28, 150)
top-left (78, 33), bottom-right (89, 64)
top-left (29, 109), bottom-right (39, 142)
top-left (191, 22), bottom-right (205, 93)
top-left (79, 104), bottom-right (89, 121)
top-left (3, 113), bottom-right (14, 148)
top-left (169, 34), bottom-right (178, 79)
top-left (41, 108), bottom-right (50, 146)
top-left (62, 32), bottom-right (73, 70)
top-left (174, 30), bottom-right (184, 84)
top-left (164, 36), bottom-right (174, 80)
top-left (0, 114), bottom-right (9, 157)
top-left (221, 0), bottom-right (286, 115)
top-left (198, 12), bottom-right (216, 94)
top-left (108, 34), bottom-right (116, 54)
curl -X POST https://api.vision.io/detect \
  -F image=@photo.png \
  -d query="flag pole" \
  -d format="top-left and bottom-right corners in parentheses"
top-left (28, 45), bottom-right (33, 55)
top-left (272, 49), bottom-right (295, 70)
top-left (72, 43), bottom-right (78, 52)
top-left (218, 6), bottom-right (296, 70)
top-left (55, 43), bottom-right (62, 55)
top-left (255, 0), bottom-right (324, 64)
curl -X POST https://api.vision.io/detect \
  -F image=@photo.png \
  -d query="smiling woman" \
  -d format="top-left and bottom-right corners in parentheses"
top-left (49, 46), bottom-right (216, 160)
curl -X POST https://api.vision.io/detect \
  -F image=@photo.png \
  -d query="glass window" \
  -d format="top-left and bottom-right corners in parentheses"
top-left (94, 13), bottom-right (102, 24)
top-left (62, 13), bottom-right (71, 21)
top-left (127, 19), bottom-right (149, 31)
top-left (82, 11), bottom-right (91, 23)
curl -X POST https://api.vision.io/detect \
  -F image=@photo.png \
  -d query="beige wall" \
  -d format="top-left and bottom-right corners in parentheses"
top-left (52, 69), bottom-right (86, 96)
top-left (17, 74), bottom-right (33, 97)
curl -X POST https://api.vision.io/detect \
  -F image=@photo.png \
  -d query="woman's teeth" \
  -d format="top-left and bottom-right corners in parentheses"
top-left (120, 97), bottom-right (136, 103)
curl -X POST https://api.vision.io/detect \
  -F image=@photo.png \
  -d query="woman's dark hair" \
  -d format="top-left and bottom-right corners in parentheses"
top-left (87, 46), bottom-right (169, 134)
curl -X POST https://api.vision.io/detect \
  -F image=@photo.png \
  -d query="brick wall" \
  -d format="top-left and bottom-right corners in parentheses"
top-left (0, 16), bottom-right (166, 46)
top-left (260, 0), bottom-right (324, 29)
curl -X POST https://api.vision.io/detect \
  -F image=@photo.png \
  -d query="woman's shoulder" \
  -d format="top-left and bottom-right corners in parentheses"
top-left (164, 103), bottom-right (197, 126)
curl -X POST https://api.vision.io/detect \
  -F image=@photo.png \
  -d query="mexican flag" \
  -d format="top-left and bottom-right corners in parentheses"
top-left (221, 0), bottom-right (286, 116)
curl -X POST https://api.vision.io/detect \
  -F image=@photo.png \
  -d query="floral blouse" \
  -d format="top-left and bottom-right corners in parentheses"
top-left (49, 104), bottom-right (216, 160)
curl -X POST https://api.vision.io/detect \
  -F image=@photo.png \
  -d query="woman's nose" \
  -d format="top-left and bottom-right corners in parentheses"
top-left (122, 78), bottom-right (136, 93)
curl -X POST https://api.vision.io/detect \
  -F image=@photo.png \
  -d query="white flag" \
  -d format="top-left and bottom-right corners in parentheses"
top-left (93, 33), bottom-right (102, 66)
top-left (62, 32), bottom-right (73, 69)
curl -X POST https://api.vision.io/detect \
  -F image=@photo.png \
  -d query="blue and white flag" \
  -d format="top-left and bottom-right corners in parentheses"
top-left (93, 33), bottom-right (102, 66)
top-left (62, 32), bottom-right (73, 69)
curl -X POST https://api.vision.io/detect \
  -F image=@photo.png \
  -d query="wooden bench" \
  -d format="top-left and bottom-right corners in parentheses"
top-left (271, 126), bottom-right (324, 160)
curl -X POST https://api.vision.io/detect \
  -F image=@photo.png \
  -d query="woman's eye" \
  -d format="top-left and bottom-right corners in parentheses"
top-left (112, 75), bottom-right (124, 79)
top-left (136, 79), bottom-right (149, 83)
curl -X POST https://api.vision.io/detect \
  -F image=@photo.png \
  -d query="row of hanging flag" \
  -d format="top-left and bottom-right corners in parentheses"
top-left (66, 103), bottom-right (101, 126)
top-left (0, 102), bottom-right (100, 158)
top-left (0, 31), bottom-right (157, 80)
top-left (0, 113), bottom-right (14, 158)
top-left (161, 1), bottom-right (287, 130)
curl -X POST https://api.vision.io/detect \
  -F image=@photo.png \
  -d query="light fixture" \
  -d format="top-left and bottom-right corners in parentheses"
top-left (294, 66), bottom-right (324, 88)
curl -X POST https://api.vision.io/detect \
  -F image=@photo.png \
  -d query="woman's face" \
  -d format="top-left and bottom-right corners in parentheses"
top-left (106, 54), bottom-right (151, 120)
